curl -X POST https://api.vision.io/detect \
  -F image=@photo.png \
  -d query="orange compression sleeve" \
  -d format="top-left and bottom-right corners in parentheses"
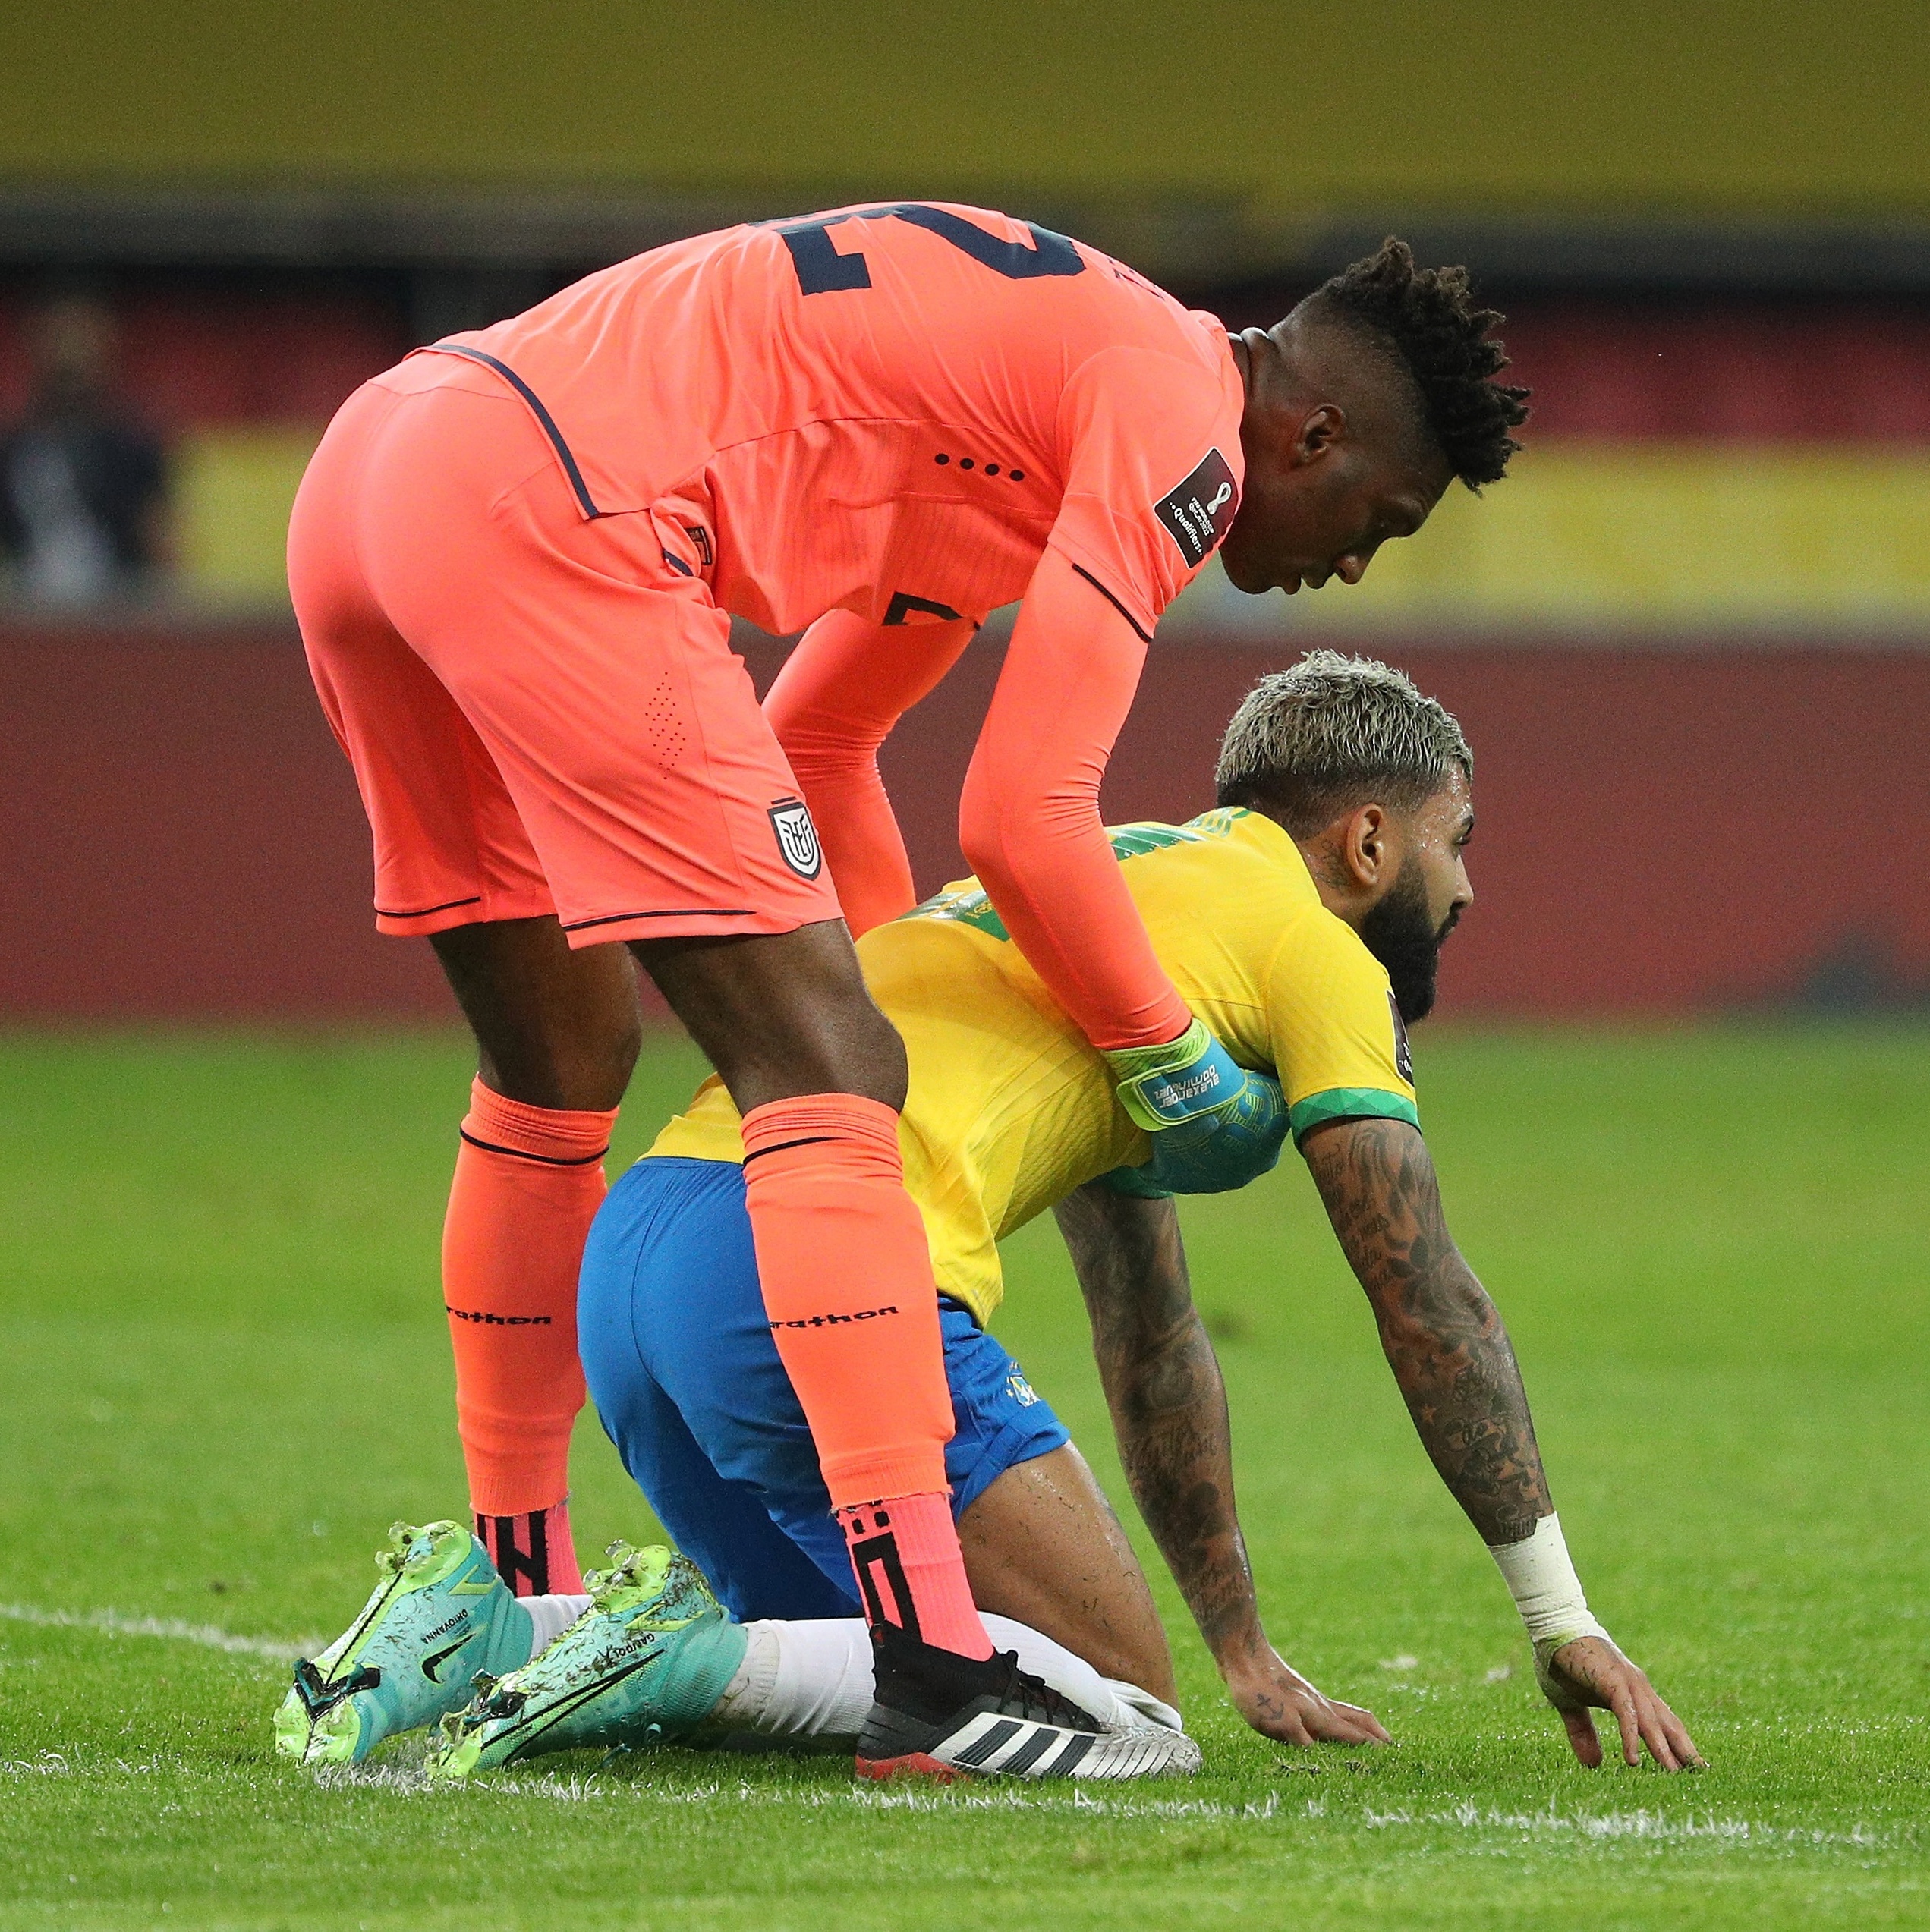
top-left (765, 609), bottom-right (978, 936)
top-left (957, 547), bottom-right (1193, 1053)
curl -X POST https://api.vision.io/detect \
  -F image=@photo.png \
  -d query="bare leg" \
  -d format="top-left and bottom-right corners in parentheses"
top-left (959, 1443), bottom-right (1177, 1706)
top-left (430, 913), bottom-right (896, 1117)
top-left (432, 916), bottom-right (643, 1108)
top-left (631, 919), bottom-right (904, 1110)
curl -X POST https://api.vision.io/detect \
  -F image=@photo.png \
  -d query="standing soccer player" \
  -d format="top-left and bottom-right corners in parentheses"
top-left (287, 206), bottom-right (1526, 1758)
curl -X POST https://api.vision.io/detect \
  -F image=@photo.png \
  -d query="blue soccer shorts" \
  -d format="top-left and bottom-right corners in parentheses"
top-left (578, 1155), bottom-right (1070, 1622)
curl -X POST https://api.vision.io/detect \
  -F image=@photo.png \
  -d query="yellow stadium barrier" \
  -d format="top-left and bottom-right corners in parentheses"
top-left (174, 426), bottom-right (321, 606)
top-left (169, 426), bottom-right (1930, 635)
top-left (1167, 443), bottom-right (1930, 638)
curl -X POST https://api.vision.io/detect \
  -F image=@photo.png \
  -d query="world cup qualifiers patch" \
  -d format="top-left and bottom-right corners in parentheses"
top-left (768, 797), bottom-right (823, 879)
top-left (1153, 448), bottom-right (1239, 566)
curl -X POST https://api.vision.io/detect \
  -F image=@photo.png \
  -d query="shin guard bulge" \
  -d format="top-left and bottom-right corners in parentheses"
top-left (739, 1093), bottom-right (990, 1659)
top-left (444, 1078), bottom-right (617, 1594)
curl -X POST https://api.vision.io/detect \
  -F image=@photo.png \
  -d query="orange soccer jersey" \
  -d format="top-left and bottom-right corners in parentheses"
top-left (436, 201), bottom-right (1245, 640)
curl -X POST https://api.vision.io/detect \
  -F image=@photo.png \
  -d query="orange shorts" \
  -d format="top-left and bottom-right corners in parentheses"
top-left (288, 353), bottom-right (841, 946)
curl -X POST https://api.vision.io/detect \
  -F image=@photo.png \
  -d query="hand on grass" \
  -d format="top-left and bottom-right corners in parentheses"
top-left (1540, 1636), bottom-right (1703, 1771)
top-left (1223, 1644), bottom-right (1391, 1748)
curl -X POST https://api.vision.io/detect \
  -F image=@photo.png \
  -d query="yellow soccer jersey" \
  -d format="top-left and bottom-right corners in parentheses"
top-left (647, 807), bottom-right (1418, 1325)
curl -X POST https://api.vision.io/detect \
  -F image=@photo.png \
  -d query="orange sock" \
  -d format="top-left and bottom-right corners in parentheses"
top-left (442, 1078), bottom-right (616, 1596)
top-left (838, 1493), bottom-right (986, 1650)
top-left (740, 1093), bottom-right (991, 1660)
top-left (475, 1502), bottom-right (578, 1598)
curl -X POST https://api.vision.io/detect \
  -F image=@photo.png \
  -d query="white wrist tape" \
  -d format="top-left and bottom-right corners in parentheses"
top-left (1487, 1513), bottom-right (1610, 1650)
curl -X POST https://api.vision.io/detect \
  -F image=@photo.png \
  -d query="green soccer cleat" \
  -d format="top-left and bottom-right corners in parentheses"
top-left (273, 1519), bottom-right (535, 1766)
top-left (426, 1541), bottom-right (748, 1777)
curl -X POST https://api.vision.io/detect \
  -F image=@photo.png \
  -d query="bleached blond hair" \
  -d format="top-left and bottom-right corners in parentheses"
top-left (1213, 651), bottom-right (1471, 835)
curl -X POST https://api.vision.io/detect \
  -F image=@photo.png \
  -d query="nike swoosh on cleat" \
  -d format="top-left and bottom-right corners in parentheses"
top-left (472, 1652), bottom-right (660, 1760)
top-left (420, 1638), bottom-right (471, 1682)
top-left (448, 1579), bottom-right (496, 1596)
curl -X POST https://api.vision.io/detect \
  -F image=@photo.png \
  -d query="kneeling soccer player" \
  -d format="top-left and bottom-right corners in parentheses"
top-left (280, 652), bottom-right (1699, 1780)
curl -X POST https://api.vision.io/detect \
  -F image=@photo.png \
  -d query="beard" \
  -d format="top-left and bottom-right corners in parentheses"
top-left (1360, 855), bottom-right (1459, 1024)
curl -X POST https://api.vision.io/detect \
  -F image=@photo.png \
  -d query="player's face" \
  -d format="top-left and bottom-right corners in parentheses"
top-left (1361, 774), bottom-right (1475, 1022)
top-left (1221, 433), bottom-right (1453, 598)
top-left (1410, 771), bottom-right (1475, 936)
top-left (1223, 329), bottom-right (1456, 597)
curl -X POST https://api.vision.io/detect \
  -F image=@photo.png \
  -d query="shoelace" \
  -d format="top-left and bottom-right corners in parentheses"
top-left (989, 1651), bottom-right (1100, 1729)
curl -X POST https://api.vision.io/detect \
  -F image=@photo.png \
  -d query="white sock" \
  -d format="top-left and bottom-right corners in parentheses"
top-left (523, 1592), bottom-right (591, 1656)
top-left (1100, 1676), bottom-right (1185, 1735)
top-left (514, 1601), bottom-right (1157, 1732)
top-left (983, 1615), bottom-right (1182, 1734)
top-left (711, 1619), bottom-right (875, 1739)
top-left (708, 1613), bottom-right (1182, 1741)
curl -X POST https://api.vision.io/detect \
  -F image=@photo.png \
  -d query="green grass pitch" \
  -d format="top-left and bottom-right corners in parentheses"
top-left (1, 1022), bottom-right (1925, 1930)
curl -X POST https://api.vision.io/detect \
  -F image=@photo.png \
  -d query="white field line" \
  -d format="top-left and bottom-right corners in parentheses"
top-left (848, 1788), bottom-right (1911, 1849)
top-left (305, 1767), bottom-right (1915, 1854)
top-left (2, 1752), bottom-right (167, 1779)
top-left (1349, 1798), bottom-right (1911, 1850)
top-left (0, 1601), bottom-right (317, 1661)
top-left (16, 1748), bottom-right (1923, 1856)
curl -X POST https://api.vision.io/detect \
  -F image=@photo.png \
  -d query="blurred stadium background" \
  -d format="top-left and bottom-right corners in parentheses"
top-left (6, 10), bottom-right (1929, 1922)
top-left (5, 0), bottom-right (1928, 1028)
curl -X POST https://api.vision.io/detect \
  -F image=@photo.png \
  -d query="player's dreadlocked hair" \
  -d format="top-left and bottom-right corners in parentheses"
top-left (1214, 650), bottom-right (1470, 836)
top-left (1302, 238), bottom-right (1529, 489)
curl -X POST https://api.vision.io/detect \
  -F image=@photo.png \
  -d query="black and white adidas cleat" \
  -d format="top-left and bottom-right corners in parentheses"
top-left (855, 1623), bottom-right (1201, 1782)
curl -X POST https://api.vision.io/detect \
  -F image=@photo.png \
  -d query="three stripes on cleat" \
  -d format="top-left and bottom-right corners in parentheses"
top-left (945, 1712), bottom-right (1097, 1776)
top-left (934, 1710), bottom-right (1198, 1779)
top-left (880, 1715), bottom-right (1205, 1785)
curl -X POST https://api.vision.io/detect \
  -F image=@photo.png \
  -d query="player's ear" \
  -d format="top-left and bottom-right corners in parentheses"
top-left (1292, 402), bottom-right (1346, 465)
top-left (1341, 801), bottom-right (1389, 888)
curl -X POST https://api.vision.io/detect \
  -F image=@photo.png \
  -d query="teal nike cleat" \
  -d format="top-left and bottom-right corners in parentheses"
top-left (273, 1520), bottom-right (535, 1766)
top-left (427, 1542), bottom-right (748, 1777)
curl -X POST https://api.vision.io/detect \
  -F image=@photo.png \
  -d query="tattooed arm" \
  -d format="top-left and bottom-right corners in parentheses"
top-left (1299, 1114), bottom-right (1549, 1543)
top-left (1302, 1115), bottom-right (1702, 1770)
top-left (1053, 1179), bottom-right (1388, 1747)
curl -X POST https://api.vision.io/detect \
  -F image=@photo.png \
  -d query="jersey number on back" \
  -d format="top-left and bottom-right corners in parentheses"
top-left (775, 204), bottom-right (1085, 296)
